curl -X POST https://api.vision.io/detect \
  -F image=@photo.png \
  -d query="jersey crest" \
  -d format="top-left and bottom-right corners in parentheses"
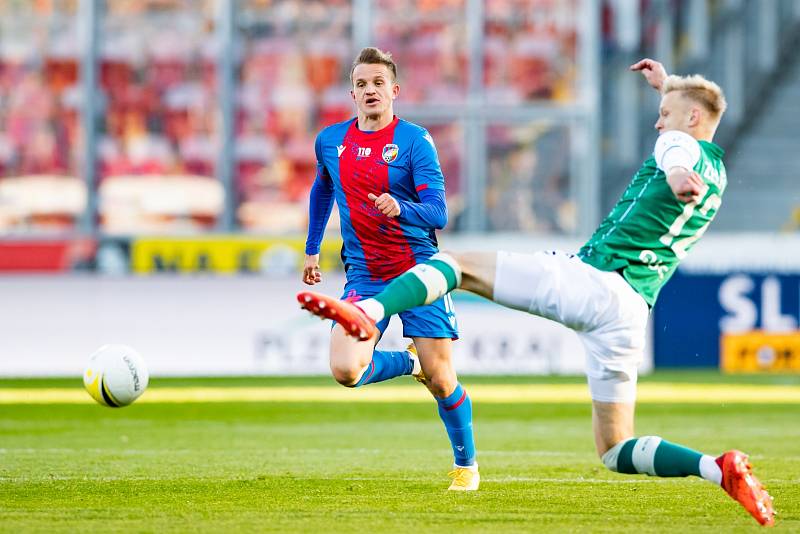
top-left (382, 143), bottom-right (399, 163)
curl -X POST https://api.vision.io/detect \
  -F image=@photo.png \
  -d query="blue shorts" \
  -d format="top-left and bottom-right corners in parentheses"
top-left (339, 279), bottom-right (459, 340)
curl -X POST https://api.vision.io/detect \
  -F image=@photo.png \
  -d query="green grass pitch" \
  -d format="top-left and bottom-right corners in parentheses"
top-left (1, 372), bottom-right (798, 532)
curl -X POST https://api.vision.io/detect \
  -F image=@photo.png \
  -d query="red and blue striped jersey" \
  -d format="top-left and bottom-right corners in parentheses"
top-left (306, 116), bottom-right (447, 282)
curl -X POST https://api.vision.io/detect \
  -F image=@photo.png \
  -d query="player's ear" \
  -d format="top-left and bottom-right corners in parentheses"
top-left (391, 83), bottom-right (400, 99)
top-left (688, 107), bottom-right (701, 127)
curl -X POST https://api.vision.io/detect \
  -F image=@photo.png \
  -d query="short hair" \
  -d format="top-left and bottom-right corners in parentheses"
top-left (349, 47), bottom-right (397, 85)
top-left (662, 74), bottom-right (727, 123)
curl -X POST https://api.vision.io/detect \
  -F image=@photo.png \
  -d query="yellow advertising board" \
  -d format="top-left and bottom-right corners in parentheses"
top-left (720, 331), bottom-right (800, 373)
top-left (130, 236), bottom-right (343, 274)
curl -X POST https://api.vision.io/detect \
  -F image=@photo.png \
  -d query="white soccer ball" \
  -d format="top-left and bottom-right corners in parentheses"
top-left (83, 344), bottom-right (149, 407)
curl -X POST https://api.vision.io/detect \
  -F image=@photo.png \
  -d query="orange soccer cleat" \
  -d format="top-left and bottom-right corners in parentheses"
top-left (297, 290), bottom-right (377, 341)
top-left (718, 450), bottom-right (775, 527)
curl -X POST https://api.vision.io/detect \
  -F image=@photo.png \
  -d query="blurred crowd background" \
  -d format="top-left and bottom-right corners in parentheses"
top-left (0, 0), bottom-right (798, 256)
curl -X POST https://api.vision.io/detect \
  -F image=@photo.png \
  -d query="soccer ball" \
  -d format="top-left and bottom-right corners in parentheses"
top-left (83, 344), bottom-right (149, 407)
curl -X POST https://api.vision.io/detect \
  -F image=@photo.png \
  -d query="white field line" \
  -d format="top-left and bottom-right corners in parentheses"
top-left (0, 448), bottom-right (589, 457)
top-left (1, 383), bottom-right (800, 404)
top-left (1, 448), bottom-right (795, 472)
top-left (1, 474), bottom-right (797, 485)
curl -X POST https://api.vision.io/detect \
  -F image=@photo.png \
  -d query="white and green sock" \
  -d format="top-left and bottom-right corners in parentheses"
top-left (357, 253), bottom-right (462, 323)
top-left (602, 436), bottom-right (722, 484)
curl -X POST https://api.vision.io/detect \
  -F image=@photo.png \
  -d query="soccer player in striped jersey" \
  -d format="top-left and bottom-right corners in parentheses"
top-left (302, 47), bottom-right (478, 490)
top-left (299, 58), bottom-right (775, 524)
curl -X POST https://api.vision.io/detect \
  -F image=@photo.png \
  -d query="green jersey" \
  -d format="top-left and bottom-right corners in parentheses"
top-left (579, 140), bottom-right (726, 307)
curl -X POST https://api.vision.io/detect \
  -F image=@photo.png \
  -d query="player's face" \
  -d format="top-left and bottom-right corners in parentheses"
top-left (351, 63), bottom-right (399, 119)
top-left (655, 91), bottom-right (697, 135)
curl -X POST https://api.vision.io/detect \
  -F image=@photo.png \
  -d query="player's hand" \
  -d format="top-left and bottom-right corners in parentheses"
top-left (630, 58), bottom-right (667, 92)
top-left (667, 168), bottom-right (705, 203)
top-left (302, 254), bottom-right (322, 285)
top-left (368, 193), bottom-right (401, 218)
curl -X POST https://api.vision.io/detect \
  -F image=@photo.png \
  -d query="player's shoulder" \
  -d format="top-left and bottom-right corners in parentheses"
top-left (654, 130), bottom-right (700, 153)
top-left (653, 129), bottom-right (701, 171)
top-left (395, 118), bottom-right (435, 148)
top-left (698, 139), bottom-right (725, 161)
top-left (395, 118), bottom-right (427, 136)
top-left (317, 117), bottom-right (356, 142)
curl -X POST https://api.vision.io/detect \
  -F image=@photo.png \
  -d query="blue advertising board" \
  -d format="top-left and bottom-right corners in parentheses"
top-left (652, 270), bottom-right (800, 367)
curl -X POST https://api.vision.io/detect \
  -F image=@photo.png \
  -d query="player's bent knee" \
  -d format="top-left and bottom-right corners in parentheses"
top-left (330, 365), bottom-right (363, 387)
top-left (425, 373), bottom-right (456, 398)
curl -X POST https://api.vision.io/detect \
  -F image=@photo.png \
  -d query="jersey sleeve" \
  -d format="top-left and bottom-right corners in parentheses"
top-left (654, 130), bottom-right (701, 172)
top-left (397, 188), bottom-right (448, 229)
top-left (410, 129), bottom-right (445, 193)
top-left (305, 134), bottom-right (335, 255)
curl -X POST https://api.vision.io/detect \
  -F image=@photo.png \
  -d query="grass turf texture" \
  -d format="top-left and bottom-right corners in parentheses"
top-left (1, 372), bottom-right (798, 533)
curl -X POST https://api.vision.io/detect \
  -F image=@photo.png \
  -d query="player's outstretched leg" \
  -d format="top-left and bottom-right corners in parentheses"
top-left (299, 253), bottom-right (462, 338)
top-left (297, 251), bottom-right (461, 340)
top-left (602, 437), bottom-right (775, 526)
top-left (594, 400), bottom-right (775, 526)
top-left (361, 252), bottom-right (461, 320)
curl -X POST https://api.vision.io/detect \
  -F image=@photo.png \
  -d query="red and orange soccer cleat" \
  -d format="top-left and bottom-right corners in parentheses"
top-left (718, 450), bottom-right (775, 527)
top-left (297, 290), bottom-right (377, 341)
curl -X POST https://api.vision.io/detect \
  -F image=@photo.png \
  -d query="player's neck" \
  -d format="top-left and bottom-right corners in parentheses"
top-left (689, 125), bottom-right (715, 143)
top-left (357, 112), bottom-right (394, 132)
top-left (699, 130), bottom-right (715, 143)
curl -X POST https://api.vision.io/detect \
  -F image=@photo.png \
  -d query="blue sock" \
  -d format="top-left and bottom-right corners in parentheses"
top-left (436, 383), bottom-right (476, 467)
top-left (352, 350), bottom-right (414, 387)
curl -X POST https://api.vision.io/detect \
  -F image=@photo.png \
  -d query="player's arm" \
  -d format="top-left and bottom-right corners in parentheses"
top-left (367, 189), bottom-right (447, 229)
top-left (654, 130), bottom-right (704, 203)
top-left (630, 58), bottom-right (668, 92)
top-left (396, 188), bottom-right (447, 229)
top-left (303, 136), bottom-right (335, 285)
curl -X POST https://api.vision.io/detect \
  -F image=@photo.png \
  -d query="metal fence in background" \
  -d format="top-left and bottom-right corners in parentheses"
top-left (1, 0), bottom-right (798, 255)
top-left (0, 0), bottom-right (599, 238)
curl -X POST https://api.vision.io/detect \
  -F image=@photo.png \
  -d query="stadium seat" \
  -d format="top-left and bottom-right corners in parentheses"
top-left (0, 175), bottom-right (87, 231)
top-left (99, 174), bottom-right (223, 233)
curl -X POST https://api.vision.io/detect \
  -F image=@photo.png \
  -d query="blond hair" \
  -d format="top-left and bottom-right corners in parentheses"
top-left (350, 47), bottom-right (397, 86)
top-left (662, 74), bottom-right (727, 123)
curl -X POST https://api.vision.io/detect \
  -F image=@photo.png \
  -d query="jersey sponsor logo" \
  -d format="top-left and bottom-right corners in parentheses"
top-left (382, 143), bottom-right (399, 163)
top-left (357, 147), bottom-right (371, 158)
top-left (337, 144), bottom-right (345, 157)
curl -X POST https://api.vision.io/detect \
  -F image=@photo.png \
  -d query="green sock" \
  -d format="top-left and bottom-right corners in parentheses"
top-left (370, 253), bottom-right (461, 319)
top-left (607, 436), bottom-right (702, 477)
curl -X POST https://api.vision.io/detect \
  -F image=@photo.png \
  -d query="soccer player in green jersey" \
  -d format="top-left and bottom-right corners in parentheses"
top-left (297, 58), bottom-right (775, 526)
